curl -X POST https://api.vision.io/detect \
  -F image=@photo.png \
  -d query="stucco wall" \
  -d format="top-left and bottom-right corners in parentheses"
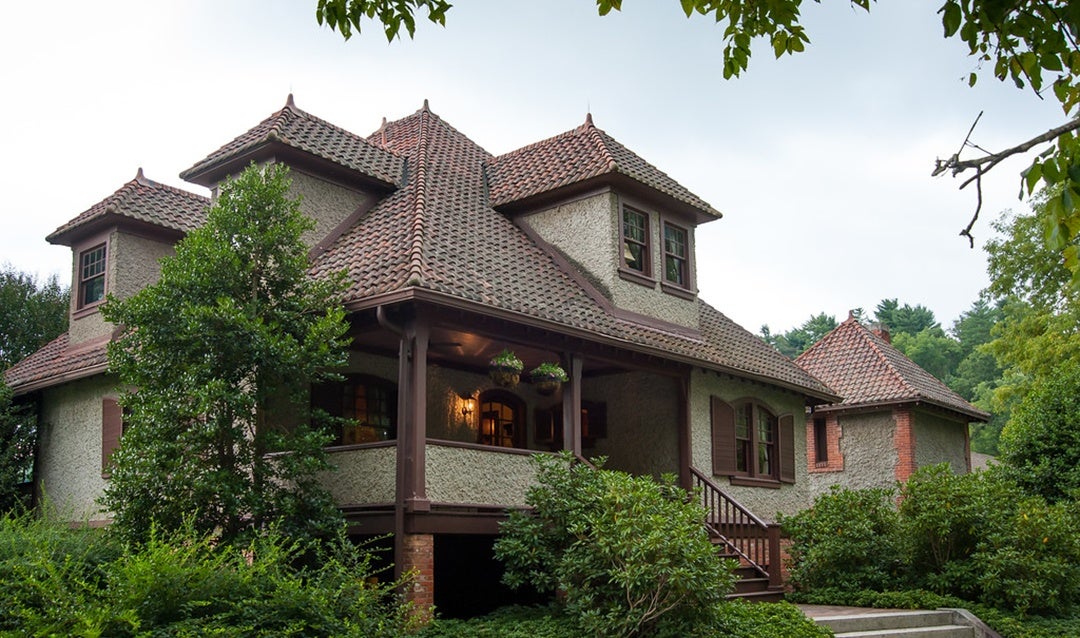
top-left (807, 410), bottom-right (899, 497)
top-left (322, 445), bottom-right (397, 506)
top-left (70, 230), bottom-right (174, 345)
top-left (425, 444), bottom-right (539, 507)
top-left (689, 369), bottom-right (812, 519)
top-left (522, 191), bottom-right (699, 329)
top-left (288, 169), bottom-right (371, 249)
top-left (914, 409), bottom-right (970, 474)
top-left (584, 371), bottom-right (679, 478)
top-left (37, 375), bottom-right (117, 523)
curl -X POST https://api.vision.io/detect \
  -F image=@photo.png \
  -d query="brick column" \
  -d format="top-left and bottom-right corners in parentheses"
top-left (893, 407), bottom-right (917, 483)
top-left (401, 533), bottom-right (434, 620)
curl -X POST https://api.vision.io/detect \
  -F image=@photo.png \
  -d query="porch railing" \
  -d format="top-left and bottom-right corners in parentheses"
top-left (690, 466), bottom-right (782, 589)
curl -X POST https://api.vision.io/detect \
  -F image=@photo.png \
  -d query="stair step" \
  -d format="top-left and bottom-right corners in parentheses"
top-left (733, 577), bottom-right (769, 594)
top-left (833, 626), bottom-right (972, 638)
top-left (725, 589), bottom-right (784, 603)
top-left (816, 611), bottom-right (957, 633)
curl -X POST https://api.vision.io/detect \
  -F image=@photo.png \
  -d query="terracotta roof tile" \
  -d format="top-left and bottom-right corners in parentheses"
top-left (180, 95), bottom-right (403, 187)
top-left (794, 317), bottom-right (989, 420)
top-left (310, 104), bottom-right (830, 399)
top-left (47, 169), bottom-right (208, 244)
top-left (486, 115), bottom-right (720, 217)
top-left (4, 333), bottom-right (108, 392)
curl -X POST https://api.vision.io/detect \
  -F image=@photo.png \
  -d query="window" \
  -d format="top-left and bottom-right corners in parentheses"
top-left (79, 244), bottom-right (107, 308)
top-left (663, 223), bottom-right (689, 287)
top-left (711, 397), bottom-right (795, 484)
top-left (813, 417), bottom-right (828, 463)
top-left (534, 401), bottom-right (607, 450)
top-left (622, 206), bottom-right (650, 274)
top-left (311, 375), bottom-right (397, 444)
top-left (478, 390), bottom-right (525, 448)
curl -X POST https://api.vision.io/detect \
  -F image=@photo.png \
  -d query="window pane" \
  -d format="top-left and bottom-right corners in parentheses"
top-left (736, 440), bottom-right (749, 473)
top-left (758, 442), bottom-right (772, 475)
top-left (624, 209), bottom-right (646, 242)
top-left (625, 242), bottom-right (644, 271)
top-left (81, 277), bottom-right (105, 306)
top-left (735, 404), bottom-right (750, 439)
top-left (664, 225), bottom-right (686, 257)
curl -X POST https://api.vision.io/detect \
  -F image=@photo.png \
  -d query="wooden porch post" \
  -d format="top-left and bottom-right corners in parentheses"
top-left (394, 313), bottom-right (430, 580)
top-left (678, 370), bottom-right (692, 491)
top-left (561, 353), bottom-right (583, 456)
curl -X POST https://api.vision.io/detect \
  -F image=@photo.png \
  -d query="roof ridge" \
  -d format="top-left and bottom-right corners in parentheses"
top-left (854, 320), bottom-right (922, 399)
top-left (492, 120), bottom-right (588, 162)
top-left (406, 105), bottom-right (432, 285)
top-left (582, 115), bottom-right (619, 171)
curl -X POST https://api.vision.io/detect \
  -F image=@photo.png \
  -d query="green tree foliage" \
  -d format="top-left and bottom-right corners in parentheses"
top-left (0, 264), bottom-right (68, 370)
top-left (784, 465), bottom-right (1080, 617)
top-left (999, 361), bottom-right (1080, 503)
top-left (760, 312), bottom-right (837, 358)
top-left (494, 453), bottom-right (734, 637)
top-left (874, 298), bottom-right (939, 336)
top-left (100, 164), bottom-right (350, 546)
top-left (0, 381), bottom-right (35, 513)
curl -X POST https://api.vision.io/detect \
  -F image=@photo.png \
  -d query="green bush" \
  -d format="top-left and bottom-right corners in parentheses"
top-left (0, 512), bottom-right (416, 637)
top-left (1000, 361), bottom-right (1080, 503)
top-left (710, 601), bottom-right (833, 638)
top-left (780, 485), bottom-right (904, 592)
top-left (494, 453), bottom-right (735, 637)
top-left (418, 605), bottom-right (582, 637)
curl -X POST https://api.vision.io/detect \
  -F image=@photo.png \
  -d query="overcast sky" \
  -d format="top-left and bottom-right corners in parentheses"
top-left (0, 1), bottom-right (1065, 334)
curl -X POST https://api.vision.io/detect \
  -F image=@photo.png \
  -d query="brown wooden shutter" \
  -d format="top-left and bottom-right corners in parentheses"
top-left (779, 413), bottom-right (796, 484)
top-left (711, 396), bottom-right (736, 476)
top-left (101, 398), bottom-right (123, 475)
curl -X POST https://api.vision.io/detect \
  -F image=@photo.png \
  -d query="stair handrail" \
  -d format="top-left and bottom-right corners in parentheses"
top-left (689, 466), bottom-right (779, 585)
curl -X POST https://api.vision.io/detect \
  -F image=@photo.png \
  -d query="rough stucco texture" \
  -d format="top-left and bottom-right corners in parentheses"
top-left (914, 410), bottom-right (970, 474)
top-left (425, 444), bottom-right (537, 507)
top-left (322, 446), bottom-right (397, 505)
top-left (809, 411), bottom-right (898, 497)
top-left (38, 375), bottom-right (117, 522)
top-left (70, 230), bottom-right (173, 345)
top-left (690, 369), bottom-right (812, 520)
top-left (523, 190), bottom-right (699, 329)
top-left (288, 169), bottom-right (370, 249)
top-left (585, 371), bottom-right (679, 478)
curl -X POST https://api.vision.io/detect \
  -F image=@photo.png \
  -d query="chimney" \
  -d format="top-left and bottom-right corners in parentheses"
top-left (871, 322), bottom-right (891, 344)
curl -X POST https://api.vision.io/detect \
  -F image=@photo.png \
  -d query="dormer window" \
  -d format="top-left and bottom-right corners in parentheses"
top-left (663, 223), bottom-right (689, 287)
top-left (78, 244), bottom-right (107, 308)
top-left (622, 206), bottom-right (650, 275)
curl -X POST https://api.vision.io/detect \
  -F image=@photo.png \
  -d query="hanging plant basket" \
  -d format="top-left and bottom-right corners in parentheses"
top-left (530, 362), bottom-right (569, 396)
top-left (489, 349), bottom-right (524, 388)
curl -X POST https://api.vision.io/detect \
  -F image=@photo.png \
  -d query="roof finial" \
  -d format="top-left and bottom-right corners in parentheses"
top-left (585, 112), bottom-right (594, 127)
top-left (380, 116), bottom-right (388, 146)
top-left (422, 98), bottom-right (430, 111)
top-left (135, 167), bottom-right (150, 185)
top-left (848, 309), bottom-right (855, 321)
top-left (286, 93), bottom-right (296, 109)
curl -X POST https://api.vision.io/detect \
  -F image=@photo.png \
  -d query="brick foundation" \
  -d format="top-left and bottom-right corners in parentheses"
top-left (401, 533), bottom-right (434, 620)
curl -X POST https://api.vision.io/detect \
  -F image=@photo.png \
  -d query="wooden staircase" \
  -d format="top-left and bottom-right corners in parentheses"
top-left (691, 467), bottom-right (785, 602)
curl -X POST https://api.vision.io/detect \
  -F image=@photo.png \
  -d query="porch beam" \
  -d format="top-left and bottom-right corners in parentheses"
top-left (406, 315), bottom-right (430, 512)
top-left (562, 353), bottom-right (583, 456)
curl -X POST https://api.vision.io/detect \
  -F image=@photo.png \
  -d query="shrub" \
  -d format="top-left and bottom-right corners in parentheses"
top-left (999, 360), bottom-right (1080, 503)
top-left (780, 485), bottom-right (904, 592)
top-left (494, 453), bottom-right (735, 637)
top-left (418, 605), bottom-right (581, 637)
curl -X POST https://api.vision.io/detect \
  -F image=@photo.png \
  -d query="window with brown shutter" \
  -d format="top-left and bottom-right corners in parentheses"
top-left (713, 396), bottom-right (797, 486)
top-left (711, 397), bottom-right (736, 476)
top-left (101, 398), bottom-right (123, 476)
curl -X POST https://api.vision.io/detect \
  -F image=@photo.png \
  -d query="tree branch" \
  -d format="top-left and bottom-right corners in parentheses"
top-left (936, 117), bottom-right (1080, 178)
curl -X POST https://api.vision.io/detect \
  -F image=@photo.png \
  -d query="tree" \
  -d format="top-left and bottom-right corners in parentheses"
top-left (874, 299), bottom-right (940, 337)
top-left (0, 381), bottom-right (34, 513)
top-left (316, 0), bottom-right (1080, 279)
top-left (0, 265), bottom-right (68, 370)
top-left (761, 312), bottom-right (837, 358)
top-left (999, 361), bottom-right (1080, 503)
top-left (100, 164), bottom-right (351, 545)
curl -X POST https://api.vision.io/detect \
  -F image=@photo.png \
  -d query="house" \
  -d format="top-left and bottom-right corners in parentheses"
top-left (5, 96), bottom-right (838, 612)
top-left (794, 314), bottom-right (989, 496)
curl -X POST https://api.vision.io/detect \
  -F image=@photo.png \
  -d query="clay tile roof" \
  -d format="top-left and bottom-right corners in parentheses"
top-left (309, 102), bottom-right (831, 400)
top-left (794, 317), bottom-right (989, 421)
top-left (486, 115), bottom-right (720, 218)
top-left (180, 94), bottom-right (403, 187)
top-left (47, 169), bottom-right (209, 245)
top-left (4, 333), bottom-right (109, 393)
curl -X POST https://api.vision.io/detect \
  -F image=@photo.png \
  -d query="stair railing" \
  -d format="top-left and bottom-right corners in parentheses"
top-left (690, 466), bottom-right (782, 588)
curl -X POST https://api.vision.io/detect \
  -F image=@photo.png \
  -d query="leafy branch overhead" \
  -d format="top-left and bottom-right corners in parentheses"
top-left (317, 0), bottom-right (1080, 278)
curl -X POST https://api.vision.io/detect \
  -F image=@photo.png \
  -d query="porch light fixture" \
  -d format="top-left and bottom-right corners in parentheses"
top-left (460, 395), bottom-right (475, 418)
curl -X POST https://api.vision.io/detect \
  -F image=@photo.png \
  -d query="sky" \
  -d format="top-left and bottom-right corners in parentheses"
top-left (0, 1), bottom-right (1066, 334)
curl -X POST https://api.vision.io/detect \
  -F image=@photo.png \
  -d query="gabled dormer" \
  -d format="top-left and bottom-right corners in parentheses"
top-left (486, 115), bottom-right (720, 330)
top-left (180, 95), bottom-right (404, 256)
top-left (46, 169), bottom-right (209, 346)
